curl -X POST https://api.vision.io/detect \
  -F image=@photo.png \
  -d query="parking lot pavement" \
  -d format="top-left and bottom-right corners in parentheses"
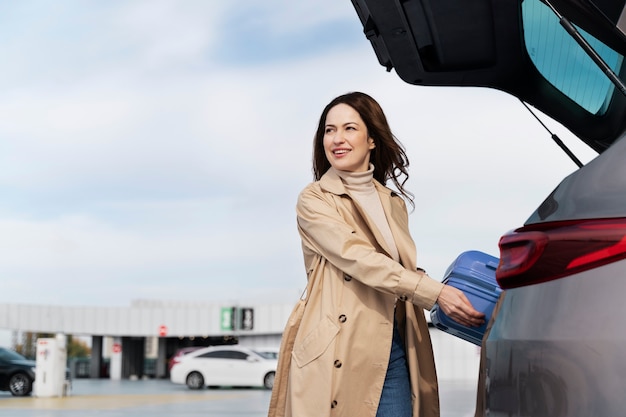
top-left (439, 380), bottom-right (478, 417)
top-left (0, 378), bottom-right (477, 417)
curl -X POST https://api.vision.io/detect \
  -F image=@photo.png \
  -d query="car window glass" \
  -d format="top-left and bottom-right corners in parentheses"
top-left (522, 0), bottom-right (624, 115)
top-left (224, 351), bottom-right (248, 360)
top-left (254, 350), bottom-right (277, 359)
top-left (0, 348), bottom-right (26, 361)
top-left (199, 350), bottom-right (248, 360)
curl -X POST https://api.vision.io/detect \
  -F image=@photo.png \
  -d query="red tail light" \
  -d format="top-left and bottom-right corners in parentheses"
top-left (496, 218), bottom-right (626, 289)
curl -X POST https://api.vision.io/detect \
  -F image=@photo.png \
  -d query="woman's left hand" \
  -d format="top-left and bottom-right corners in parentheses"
top-left (436, 285), bottom-right (486, 327)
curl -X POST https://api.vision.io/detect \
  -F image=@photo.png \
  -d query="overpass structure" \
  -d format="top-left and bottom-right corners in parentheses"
top-left (0, 300), bottom-right (294, 380)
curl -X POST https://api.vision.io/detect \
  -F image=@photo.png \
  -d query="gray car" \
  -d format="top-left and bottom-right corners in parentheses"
top-left (349, 0), bottom-right (626, 415)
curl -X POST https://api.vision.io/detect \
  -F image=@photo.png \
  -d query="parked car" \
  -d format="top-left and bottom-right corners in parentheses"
top-left (170, 345), bottom-right (277, 390)
top-left (349, 0), bottom-right (626, 415)
top-left (167, 346), bottom-right (203, 372)
top-left (0, 347), bottom-right (36, 396)
top-left (254, 346), bottom-right (279, 360)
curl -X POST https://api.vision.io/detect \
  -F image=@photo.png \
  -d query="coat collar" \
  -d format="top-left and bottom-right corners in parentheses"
top-left (317, 169), bottom-right (414, 266)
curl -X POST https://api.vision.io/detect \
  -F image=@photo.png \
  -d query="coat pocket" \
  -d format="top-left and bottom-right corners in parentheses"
top-left (292, 315), bottom-right (339, 368)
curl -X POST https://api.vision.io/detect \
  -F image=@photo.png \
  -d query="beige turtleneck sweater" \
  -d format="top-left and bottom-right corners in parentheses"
top-left (333, 165), bottom-right (400, 262)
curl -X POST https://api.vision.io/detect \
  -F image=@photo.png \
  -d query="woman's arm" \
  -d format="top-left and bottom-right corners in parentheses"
top-left (297, 184), bottom-right (444, 310)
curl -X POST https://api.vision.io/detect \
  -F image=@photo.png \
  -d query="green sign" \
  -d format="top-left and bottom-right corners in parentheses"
top-left (220, 307), bottom-right (235, 331)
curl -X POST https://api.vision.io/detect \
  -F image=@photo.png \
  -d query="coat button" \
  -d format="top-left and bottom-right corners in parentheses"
top-left (334, 360), bottom-right (342, 368)
top-left (331, 400), bottom-right (338, 408)
top-left (399, 295), bottom-right (408, 302)
top-left (344, 274), bottom-right (352, 281)
top-left (338, 314), bottom-right (347, 323)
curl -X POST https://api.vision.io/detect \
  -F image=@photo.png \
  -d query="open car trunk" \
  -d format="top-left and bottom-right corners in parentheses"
top-left (350, 0), bottom-right (626, 153)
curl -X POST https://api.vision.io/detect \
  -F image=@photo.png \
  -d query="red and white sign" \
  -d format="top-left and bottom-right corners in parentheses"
top-left (158, 325), bottom-right (168, 337)
top-left (112, 343), bottom-right (122, 354)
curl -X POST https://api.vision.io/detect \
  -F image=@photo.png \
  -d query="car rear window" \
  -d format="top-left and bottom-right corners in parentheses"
top-left (522, 0), bottom-right (624, 115)
top-left (200, 350), bottom-right (248, 360)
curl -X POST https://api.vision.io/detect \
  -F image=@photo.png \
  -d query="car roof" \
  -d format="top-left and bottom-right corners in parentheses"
top-left (350, 0), bottom-right (626, 153)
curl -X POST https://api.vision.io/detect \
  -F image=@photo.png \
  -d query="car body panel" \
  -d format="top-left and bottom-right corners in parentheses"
top-left (486, 259), bottom-right (626, 416)
top-left (483, 135), bottom-right (626, 415)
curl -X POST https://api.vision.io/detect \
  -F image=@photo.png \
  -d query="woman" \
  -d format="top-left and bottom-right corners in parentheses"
top-left (274, 92), bottom-right (484, 417)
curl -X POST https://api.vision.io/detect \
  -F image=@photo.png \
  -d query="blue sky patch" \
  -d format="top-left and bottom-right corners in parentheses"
top-left (213, 10), bottom-right (364, 66)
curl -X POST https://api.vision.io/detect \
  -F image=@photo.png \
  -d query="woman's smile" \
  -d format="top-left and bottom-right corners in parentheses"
top-left (332, 147), bottom-right (351, 157)
top-left (323, 103), bottom-right (375, 172)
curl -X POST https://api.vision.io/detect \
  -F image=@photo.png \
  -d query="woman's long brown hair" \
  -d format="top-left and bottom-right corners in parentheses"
top-left (312, 92), bottom-right (414, 208)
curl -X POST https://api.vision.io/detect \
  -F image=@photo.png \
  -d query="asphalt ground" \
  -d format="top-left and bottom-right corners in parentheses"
top-left (0, 379), bottom-right (477, 417)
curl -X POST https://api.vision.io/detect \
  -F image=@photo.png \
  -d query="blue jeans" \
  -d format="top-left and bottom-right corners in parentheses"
top-left (376, 322), bottom-right (412, 417)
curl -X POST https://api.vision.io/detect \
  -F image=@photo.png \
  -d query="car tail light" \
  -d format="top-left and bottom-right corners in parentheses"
top-left (496, 218), bottom-right (626, 289)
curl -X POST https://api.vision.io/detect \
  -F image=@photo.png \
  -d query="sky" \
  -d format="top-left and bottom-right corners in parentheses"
top-left (0, 1), bottom-right (599, 344)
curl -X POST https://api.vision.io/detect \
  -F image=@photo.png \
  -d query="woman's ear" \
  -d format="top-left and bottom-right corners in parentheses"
top-left (368, 137), bottom-right (376, 149)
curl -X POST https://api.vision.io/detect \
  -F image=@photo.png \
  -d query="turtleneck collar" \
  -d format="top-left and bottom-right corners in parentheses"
top-left (332, 164), bottom-right (375, 190)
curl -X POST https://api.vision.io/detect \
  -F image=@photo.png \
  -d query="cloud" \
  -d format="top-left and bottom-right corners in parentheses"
top-left (0, 0), bottom-right (599, 308)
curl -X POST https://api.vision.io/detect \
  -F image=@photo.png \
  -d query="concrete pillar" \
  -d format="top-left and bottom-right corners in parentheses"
top-left (156, 337), bottom-right (167, 379)
top-left (122, 337), bottom-right (145, 379)
top-left (90, 336), bottom-right (103, 379)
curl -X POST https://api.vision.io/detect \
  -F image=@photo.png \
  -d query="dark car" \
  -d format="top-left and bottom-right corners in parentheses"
top-left (0, 347), bottom-right (36, 396)
top-left (349, 0), bottom-right (626, 415)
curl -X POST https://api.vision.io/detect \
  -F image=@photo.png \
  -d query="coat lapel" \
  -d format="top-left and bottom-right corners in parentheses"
top-left (374, 182), bottom-right (417, 269)
top-left (319, 169), bottom-right (410, 262)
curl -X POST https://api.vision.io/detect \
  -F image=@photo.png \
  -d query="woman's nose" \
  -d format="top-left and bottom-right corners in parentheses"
top-left (332, 130), bottom-right (345, 143)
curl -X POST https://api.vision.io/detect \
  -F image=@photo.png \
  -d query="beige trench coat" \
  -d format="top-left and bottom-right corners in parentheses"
top-left (274, 169), bottom-right (445, 417)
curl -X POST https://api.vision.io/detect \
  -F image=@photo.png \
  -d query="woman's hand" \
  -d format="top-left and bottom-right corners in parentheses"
top-left (436, 285), bottom-right (486, 327)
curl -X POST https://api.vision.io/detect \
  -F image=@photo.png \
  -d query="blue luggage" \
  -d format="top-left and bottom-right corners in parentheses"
top-left (430, 250), bottom-right (502, 345)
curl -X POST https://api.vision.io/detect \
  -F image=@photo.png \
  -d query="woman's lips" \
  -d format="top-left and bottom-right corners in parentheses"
top-left (333, 149), bottom-right (350, 157)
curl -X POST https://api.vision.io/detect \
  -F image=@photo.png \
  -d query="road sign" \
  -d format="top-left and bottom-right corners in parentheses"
top-left (220, 307), bottom-right (235, 331)
top-left (220, 307), bottom-right (254, 331)
top-left (240, 308), bottom-right (254, 330)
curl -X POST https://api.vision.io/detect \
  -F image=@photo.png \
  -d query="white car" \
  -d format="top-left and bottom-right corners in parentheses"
top-left (254, 346), bottom-right (279, 360)
top-left (170, 345), bottom-right (277, 390)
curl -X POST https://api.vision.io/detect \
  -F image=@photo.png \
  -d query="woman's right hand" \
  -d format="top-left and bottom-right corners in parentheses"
top-left (436, 285), bottom-right (486, 327)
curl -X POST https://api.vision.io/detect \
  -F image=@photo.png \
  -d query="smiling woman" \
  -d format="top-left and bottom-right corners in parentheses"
top-left (269, 92), bottom-right (484, 417)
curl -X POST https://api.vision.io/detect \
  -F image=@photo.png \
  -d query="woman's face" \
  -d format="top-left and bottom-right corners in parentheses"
top-left (323, 103), bottom-right (375, 173)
